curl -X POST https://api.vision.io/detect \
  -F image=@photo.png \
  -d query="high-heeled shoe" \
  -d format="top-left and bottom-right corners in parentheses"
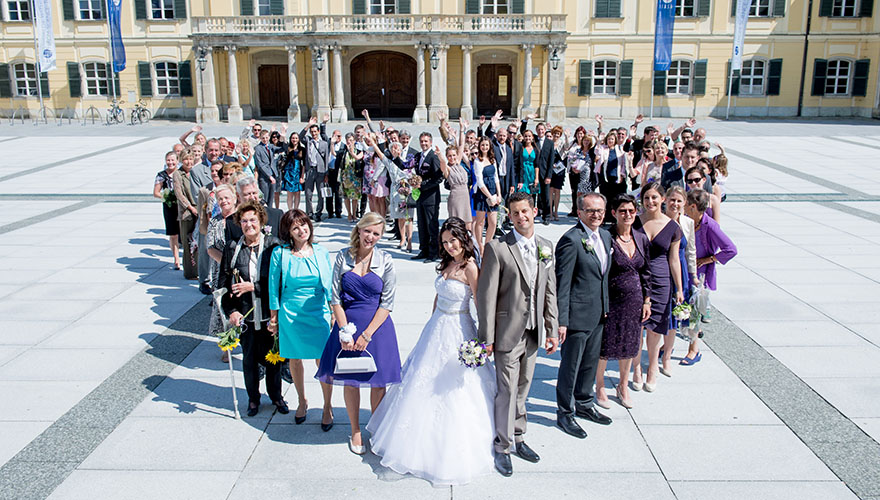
top-left (294, 402), bottom-right (307, 425)
top-left (348, 436), bottom-right (366, 455)
top-left (659, 366), bottom-right (673, 377)
top-left (615, 384), bottom-right (633, 409)
top-left (643, 381), bottom-right (657, 393)
top-left (321, 409), bottom-right (334, 432)
top-left (631, 380), bottom-right (643, 392)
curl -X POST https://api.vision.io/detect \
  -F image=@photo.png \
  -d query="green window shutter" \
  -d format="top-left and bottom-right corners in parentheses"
top-left (179, 61), bottom-right (193, 96)
top-left (653, 70), bottom-right (667, 95)
top-left (773, 0), bottom-right (786, 16)
top-left (465, 0), bottom-right (478, 14)
top-left (174, 0), bottom-right (187, 18)
top-left (397, 0), bottom-right (410, 13)
top-left (693, 59), bottom-right (708, 95)
top-left (595, 0), bottom-right (609, 17)
top-left (39, 74), bottom-right (50, 98)
top-left (609, 0), bottom-right (621, 17)
top-left (138, 61), bottom-right (153, 97)
top-left (67, 62), bottom-right (81, 98)
top-left (818, 0), bottom-right (832, 16)
top-left (619, 60), bottom-right (633, 96)
top-left (62, 0), bottom-right (75, 20)
top-left (697, 0), bottom-right (711, 17)
top-left (135, 0), bottom-right (147, 19)
top-left (99, 0), bottom-right (106, 18)
top-left (578, 60), bottom-right (592, 96)
top-left (511, 0), bottom-right (524, 13)
top-left (725, 61), bottom-right (740, 95)
top-left (106, 63), bottom-right (120, 95)
top-left (767, 58), bottom-right (782, 95)
top-left (852, 59), bottom-right (870, 96)
top-left (353, 0), bottom-right (366, 14)
top-left (269, 0), bottom-right (283, 15)
top-left (810, 59), bottom-right (827, 96)
top-left (0, 64), bottom-right (11, 98)
top-left (859, 0), bottom-right (874, 17)
top-left (241, 0), bottom-right (253, 15)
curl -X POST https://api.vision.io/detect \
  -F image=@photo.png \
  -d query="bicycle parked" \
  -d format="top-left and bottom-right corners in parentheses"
top-left (131, 100), bottom-right (152, 125)
top-left (106, 99), bottom-right (125, 125)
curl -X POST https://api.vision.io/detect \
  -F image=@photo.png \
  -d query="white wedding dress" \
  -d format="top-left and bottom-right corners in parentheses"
top-left (367, 275), bottom-right (496, 486)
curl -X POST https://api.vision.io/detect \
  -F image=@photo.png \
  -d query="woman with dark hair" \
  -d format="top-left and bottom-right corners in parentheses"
top-left (268, 209), bottom-right (335, 430)
top-left (518, 130), bottom-right (539, 199)
top-left (548, 125), bottom-right (570, 221)
top-left (565, 127), bottom-right (595, 200)
top-left (367, 216), bottom-right (496, 485)
top-left (153, 151), bottom-right (181, 270)
top-left (685, 166), bottom-right (721, 223)
top-left (340, 133), bottom-right (365, 222)
top-left (472, 136), bottom-right (500, 255)
top-left (594, 194), bottom-right (651, 409)
top-left (219, 201), bottom-right (285, 417)
top-left (280, 132), bottom-right (305, 210)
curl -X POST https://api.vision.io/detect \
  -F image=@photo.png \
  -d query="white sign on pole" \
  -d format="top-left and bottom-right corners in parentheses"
top-left (33, 0), bottom-right (56, 72)
top-left (732, 0), bottom-right (751, 71)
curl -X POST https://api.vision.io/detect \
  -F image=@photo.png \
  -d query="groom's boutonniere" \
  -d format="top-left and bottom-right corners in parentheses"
top-left (538, 244), bottom-right (553, 264)
top-left (581, 238), bottom-right (594, 254)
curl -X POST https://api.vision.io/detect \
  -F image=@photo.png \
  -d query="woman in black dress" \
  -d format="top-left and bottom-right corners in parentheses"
top-left (153, 150), bottom-right (181, 270)
top-left (594, 194), bottom-right (651, 409)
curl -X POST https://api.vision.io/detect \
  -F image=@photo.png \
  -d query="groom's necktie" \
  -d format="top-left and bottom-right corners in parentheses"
top-left (591, 232), bottom-right (606, 273)
top-left (520, 239), bottom-right (538, 330)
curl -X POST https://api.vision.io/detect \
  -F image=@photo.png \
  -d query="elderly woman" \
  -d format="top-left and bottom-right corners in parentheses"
top-left (315, 212), bottom-right (401, 455)
top-left (172, 150), bottom-right (199, 280)
top-left (367, 134), bottom-right (416, 252)
top-left (207, 183), bottom-right (238, 334)
top-left (154, 151), bottom-right (181, 270)
top-left (340, 133), bottom-right (365, 222)
top-left (682, 189), bottom-right (737, 365)
top-left (219, 201), bottom-right (287, 417)
top-left (548, 125), bottom-right (571, 221)
top-left (268, 209), bottom-right (335, 430)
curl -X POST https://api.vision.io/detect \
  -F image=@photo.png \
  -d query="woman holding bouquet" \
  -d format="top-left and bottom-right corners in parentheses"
top-left (367, 217), bottom-right (496, 485)
top-left (153, 150), bottom-right (180, 270)
top-left (268, 209), bottom-right (335, 430)
top-left (315, 212), bottom-right (401, 455)
top-left (365, 134), bottom-right (415, 251)
top-left (663, 186), bottom-right (698, 372)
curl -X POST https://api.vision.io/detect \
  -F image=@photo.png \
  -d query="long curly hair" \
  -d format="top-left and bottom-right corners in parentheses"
top-left (348, 212), bottom-right (385, 258)
top-left (436, 217), bottom-right (475, 274)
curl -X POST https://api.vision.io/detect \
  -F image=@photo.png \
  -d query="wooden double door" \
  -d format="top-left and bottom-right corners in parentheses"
top-left (477, 64), bottom-right (512, 117)
top-left (350, 51), bottom-right (417, 118)
top-left (258, 65), bottom-right (290, 117)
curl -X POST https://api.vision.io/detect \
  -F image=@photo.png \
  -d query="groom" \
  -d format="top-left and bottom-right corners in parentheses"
top-left (477, 191), bottom-right (559, 477)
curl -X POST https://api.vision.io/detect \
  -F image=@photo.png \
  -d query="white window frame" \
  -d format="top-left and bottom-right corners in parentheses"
top-left (370, 0), bottom-right (396, 14)
top-left (150, 0), bottom-right (175, 20)
top-left (256, 0), bottom-right (271, 15)
top-left (666, 60), bottom-right (692, 95)
top-left (154, 61), bottom-right (180, 97)
top-left (4, 0), bottom-right (31, 21)
top-left (593, 60), bottom-right (618, 96)
top-left (739, 59), bottom-right (767, 96)
top-left (12, 62), bottom-right (38, 97)
top-left (825, 59), bottom-right (852, 96)
top-left (482, 0), bottom-right (509, 14)
top-left (675, 0), bottom-right (697, 17)
top-left (77, 0), bottom-right (102, 20)
top-left (831, 0), bottom-right (858, 17)
top-left (749, 0), bottom-right (773, 16)
top-left (81, 61), bottom-right (111, 97)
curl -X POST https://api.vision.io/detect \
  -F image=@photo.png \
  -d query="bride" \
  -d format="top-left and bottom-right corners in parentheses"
top-left (367, 217), bottom-right (496, 486)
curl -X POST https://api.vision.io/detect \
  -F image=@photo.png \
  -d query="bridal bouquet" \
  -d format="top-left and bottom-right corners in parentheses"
top-left (458, 339), bottom-right (490, 368)
top-left (672, 303), bottom-right (692, 322)
top-left (160, 188), bottom-right (176, 207)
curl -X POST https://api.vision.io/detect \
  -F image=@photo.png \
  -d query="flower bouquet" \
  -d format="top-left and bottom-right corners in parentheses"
top-left (160, 188), bottom-right (176, 207)
top-left (672, 303), bottom-right (692, 322)
top-left (265, 334), bottom-right (284, 365)
top-left (458, 339), bottom-right (490, 368)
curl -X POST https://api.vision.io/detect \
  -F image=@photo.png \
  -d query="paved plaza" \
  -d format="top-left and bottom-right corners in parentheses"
top-left (0, 118), bottom-right (879, 499)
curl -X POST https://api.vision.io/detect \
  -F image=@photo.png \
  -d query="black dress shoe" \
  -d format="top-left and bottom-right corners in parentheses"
top-left (576, 406), bottom-right (613, 425)
top-left (557, 413), bottom-right (587, 439)
top-left (514, 441), bottom-right (540, 463)
top-left (314, 214), bottom-right (323, 223)
top-left (198, 283), bottom-right (211, 295)
top-left (542, 218), bottom-right (551, 225)
top-left (273, 399), bottom-right (289, 415)
top-left (246, 403), bottom-right (260, 417)
top-left (320, 415), bottom-right (334, 432)
top-left (411, 253), bottom-right (427, 260)
top-left (494, 452), bottom-right (513, 477)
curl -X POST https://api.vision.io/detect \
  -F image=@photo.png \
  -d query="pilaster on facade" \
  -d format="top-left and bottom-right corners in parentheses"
top-left (460, 45), bottom-right (474, 121)
top-left (413, 43), bottom-right (428, 123)
top-left (331, 44), bottom-right (348, 123)
top-left (545, 43), bottom-right (566, 123)
top-left (311, 44), bottom-right (332, 120)
top-left (226, 45), bottom-right (243, 123)
top-left (427, 43), bottom-right (449, 123)
top-left (287, 45), bottom-right (302, 122)
top-left (196, 45), bottom-right (220, 124)
top-left (520, 43), bottom-right (535, 118)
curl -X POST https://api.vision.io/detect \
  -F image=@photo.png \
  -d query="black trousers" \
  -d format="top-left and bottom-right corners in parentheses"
top-left (258, 175), bottom-right (275, 208)
top-left (325, 169), bottom-right (343, 217)
top-left (240, 322), bottom-right (282, 405)
top-left (568, 170), bottom-right (581, 213)
top-left (416, 189), bottom-right (440, 257)
top-left (302, 168), bottom-right (325, 217)
top-left (556, 324), bottom-right (604, 416)
top-left (599, 180), bottom-right (627, 223)
top-left (538, 181), bottom-right (551, 219)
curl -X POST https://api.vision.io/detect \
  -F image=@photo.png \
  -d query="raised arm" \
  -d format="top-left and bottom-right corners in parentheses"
top-left (179, 125), bottom-right (201, 146)
top-left (671, 118), bottom-right (696, 141)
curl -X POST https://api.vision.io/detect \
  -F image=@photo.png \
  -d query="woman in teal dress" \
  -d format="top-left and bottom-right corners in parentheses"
top-left (518, 130), bottom-right (539, 197)
top-left (268, 208), bottom-right (335, 431)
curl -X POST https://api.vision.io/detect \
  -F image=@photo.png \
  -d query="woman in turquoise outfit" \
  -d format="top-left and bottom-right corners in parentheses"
top-left (268, 209), bottom-right (335, 431)
top-left (518, 130), bottom-right (539, 198)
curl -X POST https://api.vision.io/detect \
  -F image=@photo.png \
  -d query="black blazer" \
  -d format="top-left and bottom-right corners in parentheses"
top-left (554, 223), bottom-right (612, 333)
top-left (535, 137), bottom-right (556, 180)
top-left (660, 158), bottom-right (685, 190)
top-left (219, 234), bottom-right (281, 322)
top-left (224, 205), bottom-right (283, 243)
top-left (414, 149), bottom-right (443, 195)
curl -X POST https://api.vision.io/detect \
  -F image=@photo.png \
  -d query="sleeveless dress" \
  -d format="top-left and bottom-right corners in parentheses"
top-left (638, 219), bottom-right (682, 333)
top-left (446, 163), bottom-right (472, 223)
top-left (282, 157), bottom-right (302, 193)
top-left (315, 271), bottom-right (402, 387)
top-left (472, 159), bottom-right (499, 213)
top-left (367, 275), bottom-right (496, 486)
top-left (601, 237), bottom-right (647, 360)
top-left (519, 148), bottom-right (536, 194)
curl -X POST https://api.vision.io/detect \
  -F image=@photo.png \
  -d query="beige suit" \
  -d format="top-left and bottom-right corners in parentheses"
top-left (477, 230), bottom-right (559, 454)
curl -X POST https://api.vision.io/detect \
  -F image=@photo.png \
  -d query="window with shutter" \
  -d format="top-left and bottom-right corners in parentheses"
top-left (174, 0), bottom-right (187, 18)
top-left (859, 0), bottom-right (874, 16)
top-left (852, 59), bottom-right (869, 96)
top-left (138, 61), bottom-right (153, 97)
top-left (593, 61), bottom-right (618, 95)
top-left (81, 62), bottom-right (108, 96)
top-left (269, 0), bottom-right (283, 15)
top-left (241, 0), bottom-right (253, 15)
top-left (465, 0), bottom-right (479, 13)
top-left (179, 61), bottom-right (193, 97)
top-left (619, 60), bottom-right (633, 96)
top-left (810, 59), bottom-right (827, 96)
top-left (667, 62), bottom-right (691, 95)
top-left (151, 0), bottom-right (176, 19)
top-left (155, 62), bottom-right (180, 96)
top-left (772, 0), bottom-right (786, 16)
top-left (578, 60), bottom-right (592, 96)
top-left (67, 62), bottom-right (81, 98)
top-left (12, 63), bottom-right (39, 96)
top-left (824, 59), bottom-right (850, 95)
top-left (0, 64), bottom-right (11, 98)
top-left (653, 70), bottom-right (667, 96)
top-left (511, 0), bottom-right (524, 13)
top-left (398, 0), bottom-right (411, 14)
top-left (678, 0), bottom-right (697, 16)
top-left (697, 0), bottom-right (711, 17)
top-left (818, 0), bottom-right (833, 16)
top-left (725, 61), bottom-right (741, 96)
top-left (766, 59), bottom-right (782, 95)
top-left (595, 0), bottom-right (621, 18)
top-left (693, 59), bottom-right (707, 95)
top-left (77, 0), bottom-right (103, 19)
top-left (62, 0), bottom-right (75, 20)
top-left (353, 0), bottom-right (366, 14)
top-left (135, 0), bottom-right (147, 19)
top-left (739, 60), bottom-right (766, 95)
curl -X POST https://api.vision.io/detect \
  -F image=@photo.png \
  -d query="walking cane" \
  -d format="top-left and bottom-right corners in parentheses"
top-left (213, 287), bottom-right (241, 420)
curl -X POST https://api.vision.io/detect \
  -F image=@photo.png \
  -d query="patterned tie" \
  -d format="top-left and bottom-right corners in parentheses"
top-left (591, 232), bottom-right (606, 273)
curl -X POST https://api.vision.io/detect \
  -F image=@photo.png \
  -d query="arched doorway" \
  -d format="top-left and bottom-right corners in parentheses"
top-left (350, 51), bottom-right (416, 118)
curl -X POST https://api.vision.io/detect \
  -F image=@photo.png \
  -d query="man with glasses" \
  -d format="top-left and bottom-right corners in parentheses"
top-left (240, 119), bottom-right (263, 151)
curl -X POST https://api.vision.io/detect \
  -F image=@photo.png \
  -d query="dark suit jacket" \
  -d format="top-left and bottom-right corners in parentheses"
top-left (224, 205), bottom-right (283, 243)
top-left (299, 128), bottom-right (330, 174)
top-left (219, 234), bottom-right (281, 321)
top-left (535, 137), bottom-right (555, 181)
top-left (254, 142), bottom-right (283, 179)
top-left (414, 149), bottom-right (443, 196)
top-left (660, 159), bottom-right (685, 190)
top-left (485, 126), bottom-right (518, 193)
top-left (554, 223), bottom-right (612, 333)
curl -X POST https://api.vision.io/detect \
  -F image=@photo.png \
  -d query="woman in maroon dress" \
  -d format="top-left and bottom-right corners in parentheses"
top-left (594, 194), bottom-right (651, 409)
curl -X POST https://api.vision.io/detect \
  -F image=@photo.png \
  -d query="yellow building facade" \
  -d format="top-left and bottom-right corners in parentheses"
top-left (0, 0), bottom-right (877, 122)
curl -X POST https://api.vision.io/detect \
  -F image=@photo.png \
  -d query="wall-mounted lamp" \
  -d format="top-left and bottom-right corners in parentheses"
top-left (430, 47), bottom-right (439, 71)
top-left (314, 48), bottom-right (325, 71)
top-left (196, 46), bottom-right (208, 72)
top-left (549, 48), bottom-right (560, 71)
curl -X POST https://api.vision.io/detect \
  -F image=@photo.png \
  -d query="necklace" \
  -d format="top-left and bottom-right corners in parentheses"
top-left (617, 234), bottom-right (633, 243)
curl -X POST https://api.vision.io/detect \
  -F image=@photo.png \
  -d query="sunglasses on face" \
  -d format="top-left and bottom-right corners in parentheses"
top-left (686, 177), bottom-right (703, 184)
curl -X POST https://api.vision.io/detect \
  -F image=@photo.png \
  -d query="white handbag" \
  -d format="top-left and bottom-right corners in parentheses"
top-left (334, 350), bottom-right (377, 375)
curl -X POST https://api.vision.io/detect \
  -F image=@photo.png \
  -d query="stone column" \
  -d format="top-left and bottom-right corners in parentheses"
top-left (460, 45), bottom-right (473, 121)
top-left (196, 45), bottom-right (220, 123)
top-left (412, 44), bottom-right (427, 123)
top-left (226, 45), bottom-right (243, 123)
top-left (311, 45), bottom-right (332, 119)
top-left (427, 44), bottom-right (448, 123)
top-left (287, 45), bottom-right (301, 122)
top-left (331, 44), bottom-right (347, 123)
top-left (520, 44), bottom-right (534, 118)
top-left (546, 43), bottom-right (567, 123)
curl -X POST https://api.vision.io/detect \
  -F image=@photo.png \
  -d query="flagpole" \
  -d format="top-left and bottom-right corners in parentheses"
top-left (725, 63), bottom-right (734, 120)
top-left (650, 59), bottom-right (656, 119)
top-left (105, 0), bottom-right (117, 102)
top-left (29, 0), bottom-right (46, 124)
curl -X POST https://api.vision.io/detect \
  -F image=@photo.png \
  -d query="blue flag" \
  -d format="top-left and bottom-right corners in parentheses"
top-left (107, 0), bottom-right (126, 72)
top-left (653, 0), bottom-right (676, 72)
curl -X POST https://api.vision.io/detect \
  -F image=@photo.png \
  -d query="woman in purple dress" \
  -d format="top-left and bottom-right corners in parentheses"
top-left (594, 194), bottom-right (652, 409)
top-left (315, 212), bottom-right (401, 456)
top-left (633, 182), bottom-right (684, 393)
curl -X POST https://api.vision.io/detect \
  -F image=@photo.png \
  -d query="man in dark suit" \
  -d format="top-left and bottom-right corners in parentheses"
top-left (661, 140), bottom-right (698, 190)
top-left (412, 132), bottom-right (443, 261)
top-left (485, 126), bottom-right (516, 201)
top-left (554, 192), bottom-right (613, 440)
top-left (534, 123), bottom-right (555, 225)
top-left (300, 118), bottom-right (331, 222)
top-left (326, 129), bottom-right (344, 219)
top-left (226, 177), bottom-right (283, 242)
top-left (253, 130), bottom-right (283, 205)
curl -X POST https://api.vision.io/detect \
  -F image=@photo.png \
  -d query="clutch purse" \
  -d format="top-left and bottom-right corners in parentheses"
top-left (334, 350), bottom-right (377, 375)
